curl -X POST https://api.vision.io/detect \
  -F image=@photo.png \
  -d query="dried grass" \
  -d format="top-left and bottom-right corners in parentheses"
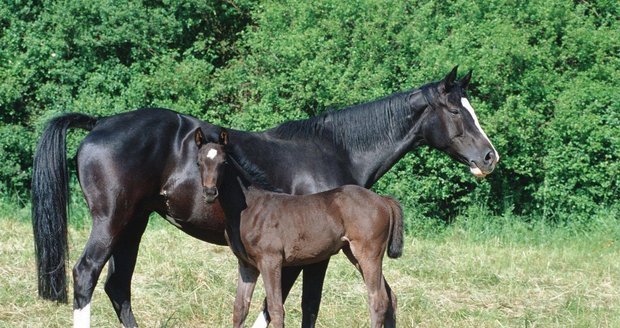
top-left (1, 217), bottom-right (618, 327)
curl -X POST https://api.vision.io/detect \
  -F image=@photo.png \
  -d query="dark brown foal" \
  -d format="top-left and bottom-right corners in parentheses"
top-left (195, 128), bottom-right (404, 328)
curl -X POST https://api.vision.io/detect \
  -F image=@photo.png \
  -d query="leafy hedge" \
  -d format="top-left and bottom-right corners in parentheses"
top-left (0, 0), bottom-right (253, 190)
top-left (1, 0), bottom-right (618, 224)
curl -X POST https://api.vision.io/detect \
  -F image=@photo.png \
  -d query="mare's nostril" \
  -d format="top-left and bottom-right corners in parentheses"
top-left (484, 150), bottom-right (495, 164)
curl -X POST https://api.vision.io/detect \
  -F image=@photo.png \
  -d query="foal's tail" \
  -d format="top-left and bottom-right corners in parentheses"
top-left (32, 113), bottom-right (98, 303)
top-left (383, 196), bottom-right (404, 259)
top-left (384, 196), bottom-right (404, 259)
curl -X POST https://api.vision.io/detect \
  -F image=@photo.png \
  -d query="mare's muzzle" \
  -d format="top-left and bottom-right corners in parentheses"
top-left (203, 186), bottom-right (219, 203)
top-left (469, 148), bottom-right (498, 177)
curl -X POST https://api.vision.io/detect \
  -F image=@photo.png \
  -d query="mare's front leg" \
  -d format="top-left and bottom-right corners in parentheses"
top-left (301, 259), bottom-right (330, 328)
top-left (234, 260), bottom-right (260, 328)
top-left (257, 257), bottom-right (285, 328)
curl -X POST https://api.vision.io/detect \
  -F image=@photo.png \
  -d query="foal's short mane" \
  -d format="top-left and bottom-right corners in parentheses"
top-left (226, 145), bottom-right (282, 193)
top-left (271, 87), bottom-right (429, 151)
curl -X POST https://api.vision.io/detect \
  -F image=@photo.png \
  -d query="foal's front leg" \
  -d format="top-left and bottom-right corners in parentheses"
top-left (258, 257), bottom-right (285, 328)
top-left (234, 260), bottom-right (260, 328)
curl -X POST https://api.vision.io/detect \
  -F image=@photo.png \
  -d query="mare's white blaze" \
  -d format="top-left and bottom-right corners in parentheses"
top-left (206, 148), bottom-right (218, 159)
top-left (73, 303), bottom-right (90, 328)
top-left (461, 97), bottom-right (499, 160)
top-left (251, 311), bottom-right (269, 328)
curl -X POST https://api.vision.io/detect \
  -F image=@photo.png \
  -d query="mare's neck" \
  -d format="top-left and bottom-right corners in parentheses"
top-left (218, 164), bottom-right (255, 220)
top-left (333, 89), bottom-right (431, 187)
top-left (218, 165), bottom-right (257, 259)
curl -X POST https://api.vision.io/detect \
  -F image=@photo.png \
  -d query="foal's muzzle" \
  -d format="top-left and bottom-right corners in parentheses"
top-left (203, 186), bottom-right (219, 203)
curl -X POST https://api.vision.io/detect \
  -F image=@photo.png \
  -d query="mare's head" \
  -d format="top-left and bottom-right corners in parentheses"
top-left (195, 127), bottom-right (229, 203)
top-left (420, 66), bottom-right (499, 177)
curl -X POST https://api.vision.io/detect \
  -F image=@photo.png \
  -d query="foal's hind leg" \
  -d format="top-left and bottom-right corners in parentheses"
top-left (104, 213), bottom-right (149, 328)
top-left (382, 279), bottom-right (397, 328)
top-left (343, 246), bottom-right (390, 328)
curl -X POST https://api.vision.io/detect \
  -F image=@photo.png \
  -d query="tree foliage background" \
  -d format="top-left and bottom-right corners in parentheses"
top-left (1, 0), bottom-right (618, 225)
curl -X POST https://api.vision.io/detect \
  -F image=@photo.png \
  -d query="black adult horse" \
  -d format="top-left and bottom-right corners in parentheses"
top-left (32, 66), bottom-right (498, 327)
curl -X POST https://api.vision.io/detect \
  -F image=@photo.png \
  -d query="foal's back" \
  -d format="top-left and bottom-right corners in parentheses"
top-left (240, 185), bottom-right (393, 266)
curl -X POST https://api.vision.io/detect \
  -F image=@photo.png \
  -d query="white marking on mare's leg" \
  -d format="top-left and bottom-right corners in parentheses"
top-left (461, 97), bottom-right (499, 160)
top-left (251, 311), bottom-right (269, 328)
top-left (206, 148), bottom-right (218, 159)
top-left (73, 303), bottom-right (90, 328)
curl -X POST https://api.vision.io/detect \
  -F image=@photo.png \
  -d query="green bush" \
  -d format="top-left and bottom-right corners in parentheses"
top-left (0, 0), bottom-right (254, 193)
top-left (1, 0), bottom-right (618, 225)
top-left (206, 0), bottom-right (619, 223)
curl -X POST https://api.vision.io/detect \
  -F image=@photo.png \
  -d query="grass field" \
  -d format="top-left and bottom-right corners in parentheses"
top-left (1, 206), bottom-right (619, 327)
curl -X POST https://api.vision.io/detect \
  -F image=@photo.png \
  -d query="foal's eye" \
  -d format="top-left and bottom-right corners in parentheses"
top-left (449, 109), bottom-right (460, 115)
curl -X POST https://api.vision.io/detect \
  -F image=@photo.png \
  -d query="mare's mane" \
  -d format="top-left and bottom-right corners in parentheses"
top-left (225, 144), bottom-right (282, 193)
top-left (271, 87), bottom-right (429, 151)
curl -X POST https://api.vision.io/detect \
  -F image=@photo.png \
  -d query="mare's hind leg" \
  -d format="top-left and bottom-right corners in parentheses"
top-left (104, 212), bottom-right (149, 328)
top-left (73, 217), bottom-right (124, 328)
top-left (342, 246), bottom-right (391, 328)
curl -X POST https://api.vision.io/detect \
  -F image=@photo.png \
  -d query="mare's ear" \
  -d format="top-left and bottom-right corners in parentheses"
top-left (219, 128), bottom-right (229, 145)
top-left (459, 70), bottom-right (472, 89)
top-left (440, 65), bottom-right (459, 93)
top-left (194, 127), bottom-right (205, 148)
top-left (407, 90), bottom-right (428, 110)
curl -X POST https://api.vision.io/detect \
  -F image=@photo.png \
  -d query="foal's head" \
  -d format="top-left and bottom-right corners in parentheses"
top-left (195, 127), bottom-right (229, 203)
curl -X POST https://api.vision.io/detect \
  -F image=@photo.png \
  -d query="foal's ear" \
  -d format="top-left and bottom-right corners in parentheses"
top-left (219, 128), bottom-right (229, 145)
top-left (194, 127), bottom-right (205, 148)
top-left (459, 70), bottom-right (472, 90)
top-left (440, 65), bottom-right (459, 92)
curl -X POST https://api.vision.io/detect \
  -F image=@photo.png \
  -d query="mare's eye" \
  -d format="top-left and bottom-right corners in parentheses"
top-left (449, 109), bottom-right (460, 115)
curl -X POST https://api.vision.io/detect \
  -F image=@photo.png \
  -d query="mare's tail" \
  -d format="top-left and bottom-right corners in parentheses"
top-left (31, 113), bottom-right (97, 303)
top-left (383, 196), bottom-right (404, 259)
